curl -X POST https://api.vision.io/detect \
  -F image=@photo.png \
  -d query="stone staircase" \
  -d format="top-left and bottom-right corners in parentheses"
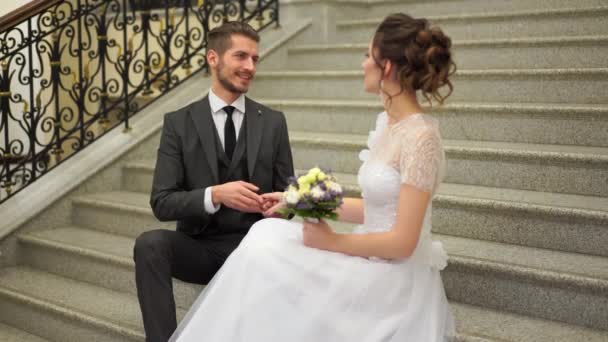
top-left (262, 0), bottom-right (608, 338)
top-left (1, 0), bottom-right (607, 341)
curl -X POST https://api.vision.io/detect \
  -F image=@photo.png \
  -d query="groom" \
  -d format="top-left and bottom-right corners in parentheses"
top-left (134, 21), bottom-right (294, 341)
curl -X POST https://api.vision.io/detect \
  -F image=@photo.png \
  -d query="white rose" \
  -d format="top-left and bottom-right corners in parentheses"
top-left (328, 182), bottom-right (342, 194)
top-left (284, 188), bottom-right (300, 205)
top-left (311, 186), bottom-right (324, 200)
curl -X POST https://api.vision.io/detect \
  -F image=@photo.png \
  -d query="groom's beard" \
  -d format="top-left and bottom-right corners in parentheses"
top-left (217, 60), bottom-right (253, 94)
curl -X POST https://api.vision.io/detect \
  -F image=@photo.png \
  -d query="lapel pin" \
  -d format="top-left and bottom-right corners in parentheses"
top-left (257, 109), bottom-right (262, 116)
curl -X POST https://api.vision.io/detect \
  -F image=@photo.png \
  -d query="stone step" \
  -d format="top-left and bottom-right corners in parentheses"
top-left (0, 266), bottom-right (148, 342)
top-left (327, 217), bottom-right (608, 330)
top-left (434, 183), bottom-right (608, 257)
top-left (250, 69), bottom-right (608, 104)
top-left (123, 161), bottom-right (608, 257)
top-left (0, 266), bottom-right (192, 342)
top-left (71, 191), bottom-right (173, 238)
top-left (17, 226), bottom-right (204, 310)
top-left (290, 131), bottom-right (608, 197)
top-left (339, 0), bottom-right (608, 18)
top-left (438, 234), bottom-right (608, 331)
top-left (0, 323), bottom-right (50, 342)
top-left (301, 170), bottom-right (608, 257)
top-left (259, 99), bottom-right (608, 148)
top-left (123, 161), bottom-right (156, 194)
top-left (14, 224), bottom-right (608, 333)
top-left (286, 36), bottom-right (608, 70)
top-left (451, 302), bottom-right (608, 342)
top-left (334, 7), bottom-right (608, 41)
top-left (0, 261), bottom-right (603, 342)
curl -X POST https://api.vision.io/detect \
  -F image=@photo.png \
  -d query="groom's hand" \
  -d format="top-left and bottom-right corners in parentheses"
top-left (211, 181), bottom-right (264, 213)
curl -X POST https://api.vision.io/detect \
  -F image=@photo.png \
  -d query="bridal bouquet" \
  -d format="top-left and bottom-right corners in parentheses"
top-left (280, 167), bottom-right (344, 221)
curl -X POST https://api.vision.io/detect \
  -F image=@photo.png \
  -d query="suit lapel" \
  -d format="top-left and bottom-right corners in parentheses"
top-left (245, 97), bottom-right (263, 180)
top-left (190, 96), bottom-right (219, 184)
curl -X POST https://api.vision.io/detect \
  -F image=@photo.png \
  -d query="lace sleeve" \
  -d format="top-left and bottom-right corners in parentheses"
top-left (399, 128), bottom-right (443, 193)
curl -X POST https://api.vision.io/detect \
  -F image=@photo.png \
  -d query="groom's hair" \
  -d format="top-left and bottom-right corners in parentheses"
top-left (207, 21), bottom-right (260, 56)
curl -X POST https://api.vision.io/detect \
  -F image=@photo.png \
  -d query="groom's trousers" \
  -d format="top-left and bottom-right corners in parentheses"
top-left (134, 229), bottom-right (245, 342)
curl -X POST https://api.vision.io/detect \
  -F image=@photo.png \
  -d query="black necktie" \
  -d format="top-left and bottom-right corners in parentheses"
top-left (223, 105), bottom-right (236, 160)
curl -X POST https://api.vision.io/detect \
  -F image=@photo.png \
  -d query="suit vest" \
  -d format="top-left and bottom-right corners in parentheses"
top-left (206, 118), bottom-right (262, 235)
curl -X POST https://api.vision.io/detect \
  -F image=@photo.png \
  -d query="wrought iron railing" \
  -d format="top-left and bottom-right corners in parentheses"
top-left (0, 0), bottom-right (279, 204)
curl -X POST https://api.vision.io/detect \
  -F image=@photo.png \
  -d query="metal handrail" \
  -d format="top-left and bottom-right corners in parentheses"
top-left (0, 0), bottom-right (279, 203)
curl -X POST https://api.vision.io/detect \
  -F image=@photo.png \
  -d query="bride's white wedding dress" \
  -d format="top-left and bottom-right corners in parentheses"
top-left (171, 112), bottom-right (455, 341)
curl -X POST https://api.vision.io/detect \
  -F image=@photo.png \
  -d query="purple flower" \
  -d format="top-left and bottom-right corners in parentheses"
top-left (296, 202), bottom-right (311, 210)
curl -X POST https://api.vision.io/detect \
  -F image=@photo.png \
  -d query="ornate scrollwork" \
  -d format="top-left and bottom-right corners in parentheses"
top-left (0, 0), bottom-right (278, 203)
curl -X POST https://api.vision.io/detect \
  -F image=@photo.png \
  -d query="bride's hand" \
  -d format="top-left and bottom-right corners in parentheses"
top-left (261, 192), bottom-right (285, 217)
top-left (302, 220), bottom-right (337, 251)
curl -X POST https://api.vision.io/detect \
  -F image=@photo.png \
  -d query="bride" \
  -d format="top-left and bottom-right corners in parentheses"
top-left (171, 13), bottom-right (457, 341)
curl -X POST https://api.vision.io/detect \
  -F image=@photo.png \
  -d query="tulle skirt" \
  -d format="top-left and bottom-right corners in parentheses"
top-left (171, 218), bottom-right (455, 342)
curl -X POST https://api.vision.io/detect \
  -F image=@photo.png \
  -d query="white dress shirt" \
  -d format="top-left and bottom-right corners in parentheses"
top-left (203, 89), bottom-right (247, 214)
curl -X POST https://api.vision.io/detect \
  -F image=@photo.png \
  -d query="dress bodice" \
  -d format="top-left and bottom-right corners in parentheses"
top-left (355, 112), bottom-right (448, 269)
top-left (357, 161), bottom-right (403, 233)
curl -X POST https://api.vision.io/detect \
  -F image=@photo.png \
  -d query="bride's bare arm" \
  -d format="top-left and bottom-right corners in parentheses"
top-left (305, 184), bottom-right (429, 260)
top-left (335, 197), bottom-right (364, 224)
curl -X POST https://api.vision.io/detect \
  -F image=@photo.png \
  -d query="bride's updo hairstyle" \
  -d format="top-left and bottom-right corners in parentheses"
top-left (372, 13), bottom-right (456, 105)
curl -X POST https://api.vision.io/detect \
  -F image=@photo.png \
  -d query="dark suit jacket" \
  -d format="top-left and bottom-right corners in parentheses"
top-left (150, 95), bottom-right (294, 236)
